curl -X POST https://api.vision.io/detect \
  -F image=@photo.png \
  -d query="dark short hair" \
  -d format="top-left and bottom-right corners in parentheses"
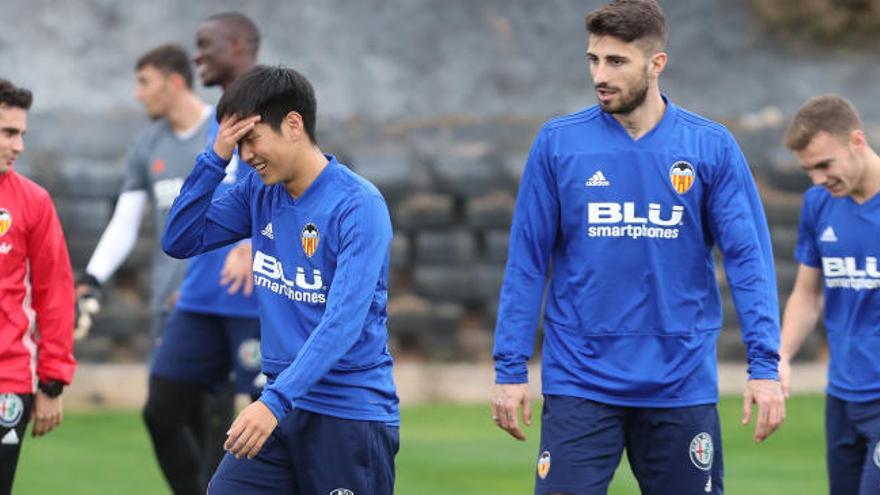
top-left (136, 43), bottom-right (194, 89)
top-left (586, 0), bottom-right (667, 52)
top-left (217, 65), bottom-right (317, 143)
top-left (207, 12), bottom-right (260, 57)
top-left (784, 95), bottom-right (863, 151)
top-left (0, 79), bottom-right (33, 110)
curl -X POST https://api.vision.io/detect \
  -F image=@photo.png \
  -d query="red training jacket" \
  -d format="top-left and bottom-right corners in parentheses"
top-left (0, 167), bottom-right (76, 393)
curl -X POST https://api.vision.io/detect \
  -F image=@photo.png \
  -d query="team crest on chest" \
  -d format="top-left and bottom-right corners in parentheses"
top-left (0, 394), bottom-right (24, 428)
top-left (689, 432), bottom-right (714, 471)
top-left (0, 209), bottom-right (12, 237)
top-left (670, 161), bottom-right (696, 194)
top-left (301, 222), bottom-right (319, 258)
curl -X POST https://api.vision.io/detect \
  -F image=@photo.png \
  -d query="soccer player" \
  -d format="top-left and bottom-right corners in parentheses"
top-left (141, 15), bottom-right (264, 494)
top-left (162, 65), bottom-right (399, 494)
top-left (491, 1), bottom-right (784, 493)
top-left (779, 95), bottom-right (880, 495)
top-left (0, 79), bottom-right (77, 495)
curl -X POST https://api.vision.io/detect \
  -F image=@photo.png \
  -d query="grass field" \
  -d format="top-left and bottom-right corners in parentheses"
top-left (15, 395), bottom-right (827, 494)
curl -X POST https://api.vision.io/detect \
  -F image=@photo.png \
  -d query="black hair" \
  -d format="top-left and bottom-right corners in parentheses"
top-left (206, 12), bottom-right (261, 56)
top-left (0, 79), bottom-right (33, 110)
top-left (217, 65), bottom-right (317, 143)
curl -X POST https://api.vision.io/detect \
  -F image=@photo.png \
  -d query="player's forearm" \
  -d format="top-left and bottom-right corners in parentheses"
top-left (492, 267), bottom-right (546, 383)
top-left (162, 149), bottom-right (239, 258)
top-left (86, 190), bottom-right (147, 283)
top-left (779, 290), bottom-right (822, 362)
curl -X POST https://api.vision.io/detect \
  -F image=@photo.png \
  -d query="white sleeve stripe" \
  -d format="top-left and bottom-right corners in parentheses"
top-left (85, 190), bottom-right (148, 283)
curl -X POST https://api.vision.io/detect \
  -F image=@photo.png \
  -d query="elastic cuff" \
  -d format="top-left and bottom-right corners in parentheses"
top-left (258, 389), bottom-right (290, 422)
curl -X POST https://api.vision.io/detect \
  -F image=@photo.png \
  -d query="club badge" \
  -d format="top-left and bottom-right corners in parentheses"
top-left (0, 394), bottom-right (24, 428)
top-left (689, 432), bottom-right (714, 471)
top-left (670, 161), bottom-right (696, 194)
top-left (537, 451), bottom-right (551, 480)
top-left (0, 209), bottom-right (12, 237)
top-left (301, 222), bottom-right (319, 258)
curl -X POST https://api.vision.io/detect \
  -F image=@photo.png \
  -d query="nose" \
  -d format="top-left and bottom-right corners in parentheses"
top-left (11, 135), bottom-right (24, 154)
top-left (239, 141), bottom-right (254, 163)
top-left (591, 61), bottom-right (609, 86)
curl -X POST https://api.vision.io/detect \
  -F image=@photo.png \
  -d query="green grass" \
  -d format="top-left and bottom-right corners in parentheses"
top-left (14, 395), bottom-right (827, 494)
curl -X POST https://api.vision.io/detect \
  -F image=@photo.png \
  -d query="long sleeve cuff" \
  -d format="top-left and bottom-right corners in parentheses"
top-left (747, 356), bottom-right (780, 381)
top-left (258, 388), bottom-right (292, 422)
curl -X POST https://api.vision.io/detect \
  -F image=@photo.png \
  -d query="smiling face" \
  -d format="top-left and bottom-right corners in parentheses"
top-left (0, 105), bottom-right (27, 175)
top-left (795, 130), bottom-right (867, 198)
top-left (193, 20), bottom-right (237, 88)
top-left (237, 112), bottom-right (311, 187)
top-left (587, 35), bottom-right (663, 115)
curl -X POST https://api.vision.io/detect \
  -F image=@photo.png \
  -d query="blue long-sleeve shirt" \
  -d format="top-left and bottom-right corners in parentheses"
top-left (163, 149), bottom-right (399, 425)
top-left (494, 98), bottom-right (780, 407)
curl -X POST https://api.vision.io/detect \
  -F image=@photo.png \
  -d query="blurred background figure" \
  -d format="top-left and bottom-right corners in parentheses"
top-left (780, 94), bottom-right (880, 495)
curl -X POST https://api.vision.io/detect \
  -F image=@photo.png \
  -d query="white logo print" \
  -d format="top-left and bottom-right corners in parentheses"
top-left (1, 429), bottom-right (19, 445)
top-left (252, 250), bottom-right (327, 304)
top-left (704, 475), bottom-right (712, 493)
top-left (585, 170), bottom-right (610, 187)
top-left (261, 223), bottom-right (274, 239)
top-left (329, 490), bottom-right (354, 495)
top-left (821, 257), bottom-right (880, 290)
top-left (820, 226), bottom-right (838, 242)
top-left (0, 243), bottom-right (11, 255)
top-left (873, 441), bottom-right (880, 469)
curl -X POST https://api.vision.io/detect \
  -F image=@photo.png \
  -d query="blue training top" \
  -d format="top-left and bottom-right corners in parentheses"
top-left (163, 149), bottom-right (399, 425)
top-left (795, 186), bottom-right (880, 402)
top-left (494, 97), bottom-right (780, 408)
top-left (174, 113), bottom-right (260, 318)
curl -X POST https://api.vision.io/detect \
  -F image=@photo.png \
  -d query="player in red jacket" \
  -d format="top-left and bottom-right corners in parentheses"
top-left (0, 78), bottom-right (77, 494)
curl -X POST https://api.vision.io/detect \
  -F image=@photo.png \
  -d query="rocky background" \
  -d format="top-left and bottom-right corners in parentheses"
top-left (6, 0), bottom-right (878, 363)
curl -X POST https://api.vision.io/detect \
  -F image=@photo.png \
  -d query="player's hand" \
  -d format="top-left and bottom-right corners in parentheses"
top-left (74, 283), bottom-right (102, 341)
top-left (491, 383), bottom-right (531, 441)
top-left (31, 392), bottom-right (63, 437)
top-left (224, 400), bottom-right (278, 459)
top-left (213, 114), bottom-right (260, 160)
top-left (778, 357), bottom-right (792, 399)
top-left (742, 379), bottom-right (785, 443)
top-left (220, 241), bottom-right (254, 296)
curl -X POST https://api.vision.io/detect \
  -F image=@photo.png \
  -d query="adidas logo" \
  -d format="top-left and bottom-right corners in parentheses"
top-left (0, 243), bottom-right (10, 255)
top-left (585, 170), bottom-right (610, 187)
top-left (261, 223), bottom-right (274, 240)
top-left (1, 429), bottom-right (19, 445)
top-left (820, 226), bottom-right (838, 243)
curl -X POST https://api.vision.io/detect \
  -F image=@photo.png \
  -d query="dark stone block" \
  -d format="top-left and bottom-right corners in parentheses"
top-left (466, 191), bottom-right (515, 229)
top-left (395, 192), bottom-right (456, 230)
top-left (414, 230), bottom-right (477, 265)
top-left (58, 159), bottom-right (125, 198)
top-left (56, 198), bottom-right (112, 235)
top-left (483, 230), bottom-right (510, 264)
top-left (347, 150), bottom-right (430, 203)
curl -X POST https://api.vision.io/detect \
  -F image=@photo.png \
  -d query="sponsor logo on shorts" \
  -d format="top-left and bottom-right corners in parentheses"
top-left (0, 394), bottom-right (24, 428)
top-left (301, 223), bottom-right (319, 258)
top-left (329, 489), bottom-right (354, 495)
top-left (0, 242), bottom-right (11, 255)
top-left (537, 450), bottom-right (551, 480)
top-left (689, 432), bottom-right (714, 471)
top-left (1, 429), bottom-right (19, 445)
top-left (237, 338), bottom-right (262, 371)
top-left (670, 161), bottom-right (695, 194)
top-left (704, 475), bottom-right (712, 493)
top-left (874, 441), bottom-right (880, 469)
top-left (0, 209), bottom-right (12, 237)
